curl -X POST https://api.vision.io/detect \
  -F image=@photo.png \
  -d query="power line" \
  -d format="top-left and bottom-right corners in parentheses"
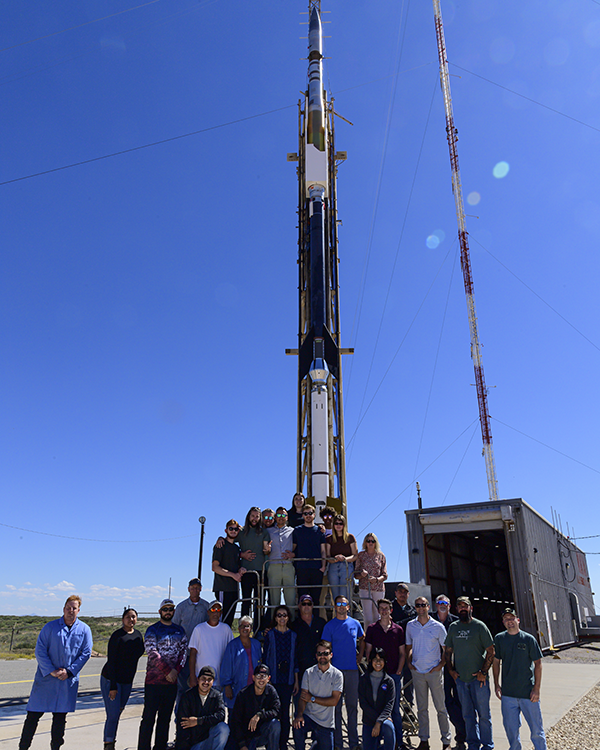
top-left (0, 105), bottom-right (294, 187)
top-left (492, 418), bottom-right (600, 475)
top-left (0, 521), bottom-right (196, 543)
top-left (0, 0), bottom-right (162, 53)
top-left (450, 62), bottom-right (600, 135)
top-left (471, 235), bottom-right (600, 354)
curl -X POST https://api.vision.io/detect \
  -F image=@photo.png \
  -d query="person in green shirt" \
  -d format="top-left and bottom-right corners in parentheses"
top-left (238, 507), bottom-right (271, 624)
top-left (444, 597), bottom-right (494, 750)
top-left (492, 608), bottom-right (547, 750)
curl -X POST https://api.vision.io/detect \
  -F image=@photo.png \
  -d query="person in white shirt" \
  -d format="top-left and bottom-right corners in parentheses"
top-left (188, 601), bottom-right (233, 690)
top-left (405, 596), bottom-right (451, 750)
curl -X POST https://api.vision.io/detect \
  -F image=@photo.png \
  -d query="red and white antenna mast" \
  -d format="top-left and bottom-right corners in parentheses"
top-left (432, 0), bottom-right (499, 503)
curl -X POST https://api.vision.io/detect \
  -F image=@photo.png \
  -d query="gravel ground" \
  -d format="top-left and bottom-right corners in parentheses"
top-left (544, 641), bottom-right (600, 750)
top-left (546, 683), bottom-right (600, 750)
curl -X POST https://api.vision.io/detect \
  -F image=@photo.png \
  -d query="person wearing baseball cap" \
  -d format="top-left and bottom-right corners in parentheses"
top-left (175, 665), bottom-right (229, 750)
top-left (138, 599), bottom-right (187, 750)
top-left (444, 598), bottom-right (494, 750)
top-left (492, 608), bottom-right (547, 750)
top-left (291, 595), bottom-right (327, 689)
top-left (230, 664), bottom-right (281, 750)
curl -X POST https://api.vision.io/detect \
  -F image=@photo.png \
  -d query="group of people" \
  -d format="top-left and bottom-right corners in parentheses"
top-left (211, 496), bottom-right (387, 630)
top-left (18, 509), bottom-right (548, 750)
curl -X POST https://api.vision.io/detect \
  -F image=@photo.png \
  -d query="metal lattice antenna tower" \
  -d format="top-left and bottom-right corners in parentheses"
top-left (433, 0), bottom-right (499, 503)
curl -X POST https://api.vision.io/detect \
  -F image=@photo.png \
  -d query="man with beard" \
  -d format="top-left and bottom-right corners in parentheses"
top-left (431, 595), bottom-right (466, 750)
top-left (268, 507), bottom-right (296, 608)
top-left (19, 595), bottom-right (92, 750)
top-left (444, 597), bottom-right (494, 750)
top-left (138, 599), bottom-right (188, 750)
top-left (231, 664), bottom-right (281, 750)
top-left (293, 641), bottom-right (343, 750)
top-left (212, 519), bottom-right (246, 626)
top-left (391, 583), bottom-right (417, 712)
top-left (238, 507), bottom-right (271, 623)
top-left (292, 505), bottom-right (327, 608)
top-left (188, 601), bottom-right (233, 691)
top-left (175, 666), bottom-right (229, 750)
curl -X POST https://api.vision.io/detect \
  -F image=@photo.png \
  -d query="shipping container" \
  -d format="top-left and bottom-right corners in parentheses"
top-left (405, 498), bottom-right (596, 649)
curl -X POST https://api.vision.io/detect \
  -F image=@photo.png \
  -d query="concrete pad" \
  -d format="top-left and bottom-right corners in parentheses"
top-left (0, 663), bottom-right (598, 749)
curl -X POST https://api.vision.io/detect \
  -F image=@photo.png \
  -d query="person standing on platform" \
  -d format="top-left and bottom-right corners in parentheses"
top-left (364, 598), bottom-right (407, 750)
top-left (431, 594), bottom-right (466, 750)
top-left (212, 519), bottom-right (246, 627)
top-left (238, 507), bottom-right (271, 624)
top-left (268, 507), bottom-right (296, 608)
top-left (492, 607), bottom-right (547, 750)
top-left (292, 505), bottom-right (327, 608)
top-left (405, 596), bottom-right (451, 750)
top-left (138, 599), bottom-right (187, 750)
top-left (325, 515), bottom-right (358, 607)
top-left (173, 578), bottom-right (210, 710)
top-left (188, 601), bottom-right (233, 691)
top-left (262, 509), bottom-right (276, 529)
top-left (101, 607), bottom-right (145, 750)
top-left (322, 595), bottom-right (364, 750)
top-left (19, 595), bottom-right (92, 750)
top-left (354, 533), bottom-right (387, 628)
top-left (444, 597), bottom-right (494, 750)
top-left (175, 666), bottom-right (229, 750)
top-left (288, 492), bottom-right (306, 529)
top-left (391, 583), bottom-right (417, 711)
top-left (293, 641), bottom-right (343, 750)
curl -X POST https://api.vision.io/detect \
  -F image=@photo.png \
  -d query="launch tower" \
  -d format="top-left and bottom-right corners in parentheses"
top-left (287, 2), bottom-right (350, 518)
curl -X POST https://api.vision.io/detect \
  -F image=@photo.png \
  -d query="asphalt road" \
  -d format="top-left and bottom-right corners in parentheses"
top-left (0, 656), bottom-right (147, 703)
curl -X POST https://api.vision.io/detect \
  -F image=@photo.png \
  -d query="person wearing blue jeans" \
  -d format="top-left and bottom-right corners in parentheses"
top-left (492, 608), bottom-right (547, 750)
top-left (230, 664), bottom-right (281, 750)
top-left (325, 515), bottom-right (358, 603)
top-left (175, 665), bottom-right (229, 750)
top-left (445, 597), bottom-right (495, 750)
top-left (358, 648), bottom-right (396, 750)
top-left (293, 640), bottom-right (343, 750)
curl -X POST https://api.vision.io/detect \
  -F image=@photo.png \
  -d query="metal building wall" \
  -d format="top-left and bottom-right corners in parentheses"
top-left (405, 499), bottom-right (595, 649)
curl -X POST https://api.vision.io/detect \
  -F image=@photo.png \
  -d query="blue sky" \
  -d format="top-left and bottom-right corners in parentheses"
top-left (2, 0), bottom-right (599, 616)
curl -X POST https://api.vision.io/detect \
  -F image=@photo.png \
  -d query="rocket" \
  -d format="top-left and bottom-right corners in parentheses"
top-left (298, 5), bottom-right (340, 510)
top-left (298, 6), bottom-right (339, 386)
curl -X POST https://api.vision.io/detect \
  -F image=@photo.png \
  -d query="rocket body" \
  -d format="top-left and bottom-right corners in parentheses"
top-left (305, 7), bottom-right (328, 193)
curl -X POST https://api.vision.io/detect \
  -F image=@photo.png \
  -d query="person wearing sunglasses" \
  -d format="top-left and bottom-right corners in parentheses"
top-left (267, 507), bottom-right (296, 607)
top-left (405, 597), bottom-right (451, 750)
top-left (325, 514), bottom-right (358, 604)
top-left (293, 641), bottom-right (343, 750)
top-left (263, 606), bottom-right (299, 750)
top-left (354, 533), bottom-right (388, 628)
top-left (322, 596), bottom-right (365, 750)
top-left (431, 595), bottom-right (466, 750)
top-left (211, 519), bottom-right (247, 627)
top-left (138, 599), bottom-right (188, 750)
top-left (291, 595), bottom-right (327, 693)
top-left (188, 601), bottom-right (233, 693)
top-left (292, 505), bottom-right (327, 609)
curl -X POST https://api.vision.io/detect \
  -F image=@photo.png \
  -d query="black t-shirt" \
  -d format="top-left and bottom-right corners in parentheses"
top-left (101, 628), bottom-right (145, 688)
top-left (212, 541), bottom-right (242, 592)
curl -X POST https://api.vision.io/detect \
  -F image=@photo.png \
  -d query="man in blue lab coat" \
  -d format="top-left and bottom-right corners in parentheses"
top-left (19, 594), bottom-right (93, 749)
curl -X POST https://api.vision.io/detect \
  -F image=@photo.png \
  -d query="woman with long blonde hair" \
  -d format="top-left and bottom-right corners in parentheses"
top-left (325, 514), bottom-right (358, 603)
top-left (354, 532), bottom-right (388, 627)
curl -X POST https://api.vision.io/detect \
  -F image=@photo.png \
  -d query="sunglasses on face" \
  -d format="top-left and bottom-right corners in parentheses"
top-left (303, 511), bottom-right (315, 516)
top-left (415, 603), bottom-right (428, 608)
top-left (276, 613), bottom-right (288, 618)
top-left (255, 673), bottom-right (269, 679)
top-left (366, 539), bottom-right (375, 543)
top-left (316, 651), bottom-right (331, 657)
top-left (300, 601), bottom-right (313, 606)
top-left (437, 601), bottom-right (450, 606)
top-left (334, 522), bottom-right (344, 526)
top-left (161, 607), bottom-right (175, 613)
top-left (228, 526), bottom-right (239, 532)
top-left (276, 513), bottom-right (287, 518)
top-left (209, 606), bottom-right (222, 613)
top-left (335, 602), bottom-right (349, 607)
top-left (263, 515), bottom-right (274, 520)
